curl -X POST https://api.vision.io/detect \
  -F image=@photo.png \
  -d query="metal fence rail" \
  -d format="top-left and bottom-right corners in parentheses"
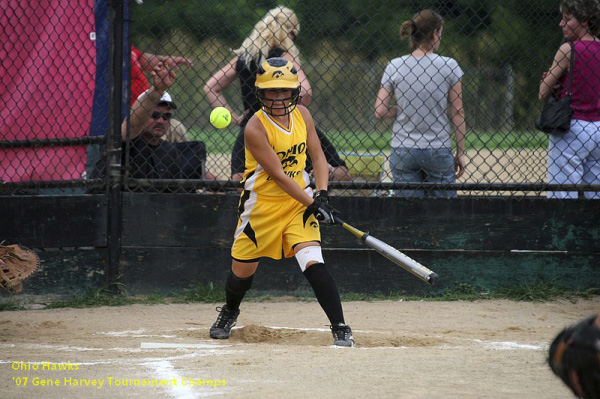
top-left (1, 0), bottom-right (598, 198)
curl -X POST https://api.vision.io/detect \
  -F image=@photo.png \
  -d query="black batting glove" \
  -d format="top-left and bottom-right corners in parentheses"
top-left (314, 190), bottom-right (329, 203)
top-left (307, 190), bottom-right (338, 225)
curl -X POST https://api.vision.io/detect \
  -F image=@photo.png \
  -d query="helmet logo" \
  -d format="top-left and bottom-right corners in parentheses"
top-left (272, 70), bottom-right (284, 78)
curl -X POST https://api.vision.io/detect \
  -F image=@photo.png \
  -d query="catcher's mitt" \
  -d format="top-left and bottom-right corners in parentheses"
top-left (548, 314), bottom-right (600, 399)
top-left (0, 244), bottom-right (39, 294)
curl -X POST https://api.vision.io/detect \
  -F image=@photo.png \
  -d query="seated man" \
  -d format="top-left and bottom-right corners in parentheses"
top-left (91, 63), bottom-right (216, 190)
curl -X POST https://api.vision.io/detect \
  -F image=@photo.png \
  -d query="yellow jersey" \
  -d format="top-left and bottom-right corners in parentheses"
top-left (242, 107), bottom-right (311, 198)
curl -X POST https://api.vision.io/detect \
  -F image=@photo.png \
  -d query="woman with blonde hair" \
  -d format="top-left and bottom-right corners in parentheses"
top-left (204, 6), bottom-right (312, 181)
top-left (375, 9), bottom-right (466, 197)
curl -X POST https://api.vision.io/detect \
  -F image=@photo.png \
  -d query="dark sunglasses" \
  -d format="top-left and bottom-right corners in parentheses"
top-left (151, 112), bottom-right (172, 121)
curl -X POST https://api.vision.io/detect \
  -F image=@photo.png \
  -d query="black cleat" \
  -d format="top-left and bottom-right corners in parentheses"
top-left (210, 305), bottom-right (240, 339)
top-left (331, 323), bottom-right (355, 347)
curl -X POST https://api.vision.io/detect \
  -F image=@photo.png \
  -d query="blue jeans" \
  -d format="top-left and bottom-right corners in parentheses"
top-left (548, 119), bottom-right (600, 199)
top-left (390, 147), bottom-right (457, 198)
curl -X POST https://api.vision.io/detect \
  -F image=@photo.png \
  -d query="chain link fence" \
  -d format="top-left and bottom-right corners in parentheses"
top-left (1, 0), bottom-right (599, 197)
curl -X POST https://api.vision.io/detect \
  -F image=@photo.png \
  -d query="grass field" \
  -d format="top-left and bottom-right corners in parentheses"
top-left (189, 128), bottom-right (549, 154)
top-left (1, 278), bottom-right (596, 312)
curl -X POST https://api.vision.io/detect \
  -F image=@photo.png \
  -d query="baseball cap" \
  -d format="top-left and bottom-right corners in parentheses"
top-left (158, 92), bottom-right (177, 109)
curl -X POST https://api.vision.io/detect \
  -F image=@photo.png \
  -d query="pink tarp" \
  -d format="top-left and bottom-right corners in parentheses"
top-left (0, 0), bottom-right (96, 182)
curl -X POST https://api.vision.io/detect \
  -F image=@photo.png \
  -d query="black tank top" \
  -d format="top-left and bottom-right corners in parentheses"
top-left (235, 47), bottom-right (284, 126)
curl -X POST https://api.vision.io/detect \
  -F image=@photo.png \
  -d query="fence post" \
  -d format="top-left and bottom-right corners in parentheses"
top-left (106, 0), bottom-right (126, 291)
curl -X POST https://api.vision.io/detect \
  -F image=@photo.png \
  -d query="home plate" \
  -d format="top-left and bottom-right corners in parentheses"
top-left (141, 342), bottom-right (232, 349)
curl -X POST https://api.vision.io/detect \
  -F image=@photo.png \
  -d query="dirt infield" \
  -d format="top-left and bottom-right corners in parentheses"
top-left (1, 298), bottom-right (598, 399)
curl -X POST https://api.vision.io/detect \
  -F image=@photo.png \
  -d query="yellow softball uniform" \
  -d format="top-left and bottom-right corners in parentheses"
top-left (231, 107), bottom-right (320, 261)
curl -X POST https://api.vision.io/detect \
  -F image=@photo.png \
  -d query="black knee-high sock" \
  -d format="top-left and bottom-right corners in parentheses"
top-left (303, 263), bottom-right (345, 325)
top-left (225, 271), bottom-right (254, 311)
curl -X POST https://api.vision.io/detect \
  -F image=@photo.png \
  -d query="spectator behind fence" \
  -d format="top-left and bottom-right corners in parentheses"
top-left (539, 0), bottom-right (600, 199)
top-left (375, 9), bottom-right (466, 198)
top-left (90, 63), bottom-right (217, 190)
top-left (85, 47), bottom-right (193, 177)
top-left (203, 6), bottom-right (350, 182)
top-left (133, 46), bottom-right (192, 144)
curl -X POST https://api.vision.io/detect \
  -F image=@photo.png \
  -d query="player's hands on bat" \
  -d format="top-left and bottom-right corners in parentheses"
top-left (307, 190), bottom-right (337, 224)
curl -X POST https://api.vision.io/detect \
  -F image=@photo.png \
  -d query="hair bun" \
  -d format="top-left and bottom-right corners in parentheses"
top-left (399, 20), bottom-right (413, 39)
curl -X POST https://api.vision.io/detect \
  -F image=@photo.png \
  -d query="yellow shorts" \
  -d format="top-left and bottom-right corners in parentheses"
top-left (231, 192), bottom-right (321, 261)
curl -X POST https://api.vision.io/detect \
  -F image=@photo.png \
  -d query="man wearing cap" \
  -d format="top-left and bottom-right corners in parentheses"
top-left (91, 62), bottom-right (210, 187)
top-left (117, 63), bottom-right (186, 181)
top-left (124, 64), bottom-right (176, 146)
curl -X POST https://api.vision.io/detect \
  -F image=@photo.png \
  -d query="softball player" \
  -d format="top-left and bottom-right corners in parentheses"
top-left (210, 57), bottom-right (354, 347)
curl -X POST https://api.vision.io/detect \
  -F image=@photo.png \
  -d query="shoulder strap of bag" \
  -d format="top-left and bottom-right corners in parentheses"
top-left (565, 42), bottom-right (574, 95)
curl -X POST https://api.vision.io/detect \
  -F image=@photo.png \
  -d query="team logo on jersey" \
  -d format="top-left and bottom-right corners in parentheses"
top-left (281, 155), bottom-right (298, 169)
top-left (277, 142), bottom-right (306, 165)
top-left (310, 221), bottom-right (318, 228)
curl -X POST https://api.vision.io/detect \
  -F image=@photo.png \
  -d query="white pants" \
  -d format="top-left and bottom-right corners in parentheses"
top-left (547, 119), bottom-right (600, 199)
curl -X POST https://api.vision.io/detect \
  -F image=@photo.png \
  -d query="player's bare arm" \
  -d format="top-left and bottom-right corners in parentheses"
top-left (299, 105), bottom-right (328, 192)
top-left (244, 116), bottom-right (313, 207)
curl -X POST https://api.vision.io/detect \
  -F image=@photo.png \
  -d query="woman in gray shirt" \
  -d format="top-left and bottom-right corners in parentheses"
top-left (375, 9), bottom-right (466, 197)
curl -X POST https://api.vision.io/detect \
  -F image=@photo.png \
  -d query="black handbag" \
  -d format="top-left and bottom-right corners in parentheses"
top-left (535, 43), bottom-right (574, 135)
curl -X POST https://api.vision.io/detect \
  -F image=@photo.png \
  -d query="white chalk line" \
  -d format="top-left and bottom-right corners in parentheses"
top-left (472, 339), bottom-right (543, 350)
top-left (142, 360), bottom-right (197, 399)
top-left (142, 360), bottom-right (226, 399)
top-left (96, 328), bottom-right (177, 338)
top-left (141, 342), bottom-right (232, 349)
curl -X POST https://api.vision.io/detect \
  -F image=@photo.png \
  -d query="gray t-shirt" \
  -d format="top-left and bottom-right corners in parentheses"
top-left (381, 54), bottom-right (463, 149)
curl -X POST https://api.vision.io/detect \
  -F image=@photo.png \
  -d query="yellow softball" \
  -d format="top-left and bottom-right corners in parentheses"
top-left (210, 107), bottom-right (232, 129)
